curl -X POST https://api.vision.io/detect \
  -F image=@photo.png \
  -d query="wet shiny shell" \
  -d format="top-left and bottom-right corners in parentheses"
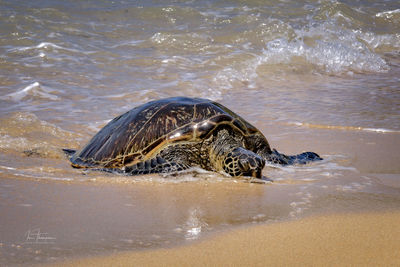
top-left (71, 97), bottom-right (260, 168)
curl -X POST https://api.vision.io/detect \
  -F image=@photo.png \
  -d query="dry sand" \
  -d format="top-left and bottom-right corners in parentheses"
top-left (58, 212), bottom-right (400, 266)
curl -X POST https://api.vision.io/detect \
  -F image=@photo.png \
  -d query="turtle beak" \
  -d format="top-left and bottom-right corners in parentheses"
top-left (252, 169), bottom-right (262, 178)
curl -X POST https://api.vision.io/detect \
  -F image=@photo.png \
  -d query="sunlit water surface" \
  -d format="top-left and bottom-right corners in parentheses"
top-left (1, 0), bottom-right (400, 265)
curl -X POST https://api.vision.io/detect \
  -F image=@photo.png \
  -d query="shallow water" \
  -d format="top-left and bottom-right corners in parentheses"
top-left (1, 0), bottom-right (400, 265)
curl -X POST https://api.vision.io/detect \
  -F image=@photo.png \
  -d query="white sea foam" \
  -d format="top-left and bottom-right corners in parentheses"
top-left (86, 119), bottom-right (112, 132)
top-left (184, 207), bottom-right (207, 240)
top-left (0, 82), bottom-right (60, 101)
top-left (109, 39), bottom-right (145, 48)
top-left (17, 204), bottom-right (33, 207)
top-left (212, 19), bottom-right (391, 90)
top-left (8, 42), bottom-right (62, 52)
top-left (357, 30), bottom-right (400, 50)
top-left (0, 135), bottom-right (29, 150)
top-left (363, 128), bottom-right (398, 133)
top-left (291, 122), bottom-right (400, 133)
top-left (262, 36), bottom-right (389, 74)
top-left (4, 82), bottom-right (40, 101)
top-left (375, 9), bottom-right (400, 19)
top-left (269, 160), bottom-right (356, 174)
top-left (7, 41), bottom-right (90, 55)
top-left (0, 165), bottom-right (17, 171)
top-left (7, 170), bottom-right (75, 181)
top-left (267, 154), bottom-right (358, 185)
top-left (36, 42), bottom-right (64, 50)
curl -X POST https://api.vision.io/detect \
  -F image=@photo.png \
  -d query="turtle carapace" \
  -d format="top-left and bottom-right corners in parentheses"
top-left (64, 97), bottom-right (321, 178)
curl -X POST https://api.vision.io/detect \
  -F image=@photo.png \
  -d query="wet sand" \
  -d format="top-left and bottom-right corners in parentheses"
top-left (1, 1), bottom-right (400, 266)
top-left (1, 122), bottom-right (400, 266)
top-left (58, 212), bottom-right (400, 266)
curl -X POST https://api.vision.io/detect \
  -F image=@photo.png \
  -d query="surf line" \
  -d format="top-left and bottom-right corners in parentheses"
top-left (289, 122), bottom-right (399, 134)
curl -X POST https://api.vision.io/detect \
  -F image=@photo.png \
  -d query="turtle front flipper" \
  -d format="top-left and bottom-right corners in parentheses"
top-left (266, 149), bottom-right (322, 165)
top-left (123, 156), bottom-right (191, 175)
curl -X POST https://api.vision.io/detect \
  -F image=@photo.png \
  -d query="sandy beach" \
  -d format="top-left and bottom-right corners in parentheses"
top-left (1, 1), bottom-right (400, 265)
top-left (58, 212), bottom-right (400, 266)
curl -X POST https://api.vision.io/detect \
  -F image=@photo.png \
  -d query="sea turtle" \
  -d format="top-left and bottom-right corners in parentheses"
top-left (64, 97), bottom-right (321, 178)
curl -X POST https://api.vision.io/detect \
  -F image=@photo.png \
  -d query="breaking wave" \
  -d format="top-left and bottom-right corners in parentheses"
top-left (0, 82), bottom-right (60, 101)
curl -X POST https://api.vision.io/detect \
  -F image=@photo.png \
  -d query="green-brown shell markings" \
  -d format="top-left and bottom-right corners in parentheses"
top-left (64, 97), bottom-right (322, 178)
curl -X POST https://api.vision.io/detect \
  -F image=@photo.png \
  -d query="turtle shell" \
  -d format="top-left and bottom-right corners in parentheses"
top-left (70, 97), bottom-right (263, 168)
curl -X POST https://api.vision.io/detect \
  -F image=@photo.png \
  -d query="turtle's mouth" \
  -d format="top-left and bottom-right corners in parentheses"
top-left (243, 169), bottom-right (262, 178)
top-left (253, 169), bottom-right (262, 178)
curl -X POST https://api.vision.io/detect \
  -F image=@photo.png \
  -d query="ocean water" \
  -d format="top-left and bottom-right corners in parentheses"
top-left (0, 0), bottom-right (400, 265)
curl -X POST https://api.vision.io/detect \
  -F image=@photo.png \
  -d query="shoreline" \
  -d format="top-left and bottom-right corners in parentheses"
top-left (56, 211), bottom-right (400, 266)
top-left (1, 125), bottom-right (399, 266)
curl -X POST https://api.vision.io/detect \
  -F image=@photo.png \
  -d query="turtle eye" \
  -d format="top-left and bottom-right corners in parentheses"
top-left (256, 157), bottom-right (265, 168)
top-left (238, 159), bottom-right (249, 172)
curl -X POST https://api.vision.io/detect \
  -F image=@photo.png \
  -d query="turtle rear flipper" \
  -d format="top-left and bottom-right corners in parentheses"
top-left (288, 151), bottom-right (322, 164)
top-left (124, 156), bottom-right (190, 175)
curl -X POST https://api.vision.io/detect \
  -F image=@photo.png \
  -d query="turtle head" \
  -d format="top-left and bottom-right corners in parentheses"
top-left (223, 147), bottom-right (265, 178)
